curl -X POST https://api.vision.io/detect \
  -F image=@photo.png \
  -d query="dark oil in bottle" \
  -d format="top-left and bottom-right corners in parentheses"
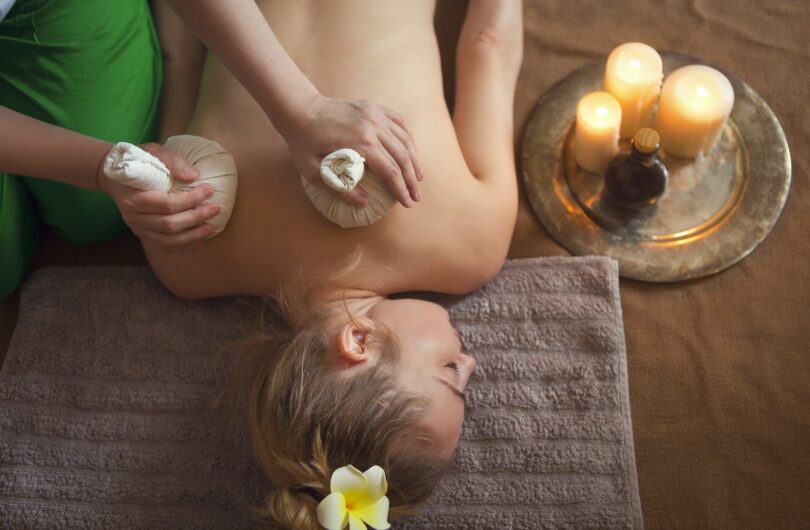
top-left (604, 128), bottom-right (669, 210)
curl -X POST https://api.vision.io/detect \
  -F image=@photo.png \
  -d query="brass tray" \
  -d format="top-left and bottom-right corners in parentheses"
top-left (521, 52), bottom-right (791, 282)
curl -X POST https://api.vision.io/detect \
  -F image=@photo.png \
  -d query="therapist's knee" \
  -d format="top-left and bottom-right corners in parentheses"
top-left (20, 178), bottom-right (128, 245)
top-left (0, 174), bottom-right (40, 299)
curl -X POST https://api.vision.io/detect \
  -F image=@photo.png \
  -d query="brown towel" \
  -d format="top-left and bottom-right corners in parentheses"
top-left (0, 257), bottom-right (642, 529)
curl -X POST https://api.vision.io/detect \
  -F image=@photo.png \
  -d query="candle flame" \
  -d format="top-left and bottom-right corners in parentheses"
top-left (696, 85), bottom-right (710, 98)
top-left (596, 106), bottom-right (610, 117)
top-left (629, 58), bottom-right (642, 69)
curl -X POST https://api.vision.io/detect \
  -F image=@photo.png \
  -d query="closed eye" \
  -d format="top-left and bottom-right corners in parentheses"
top-left (445, 361), bottom-right (460, 373)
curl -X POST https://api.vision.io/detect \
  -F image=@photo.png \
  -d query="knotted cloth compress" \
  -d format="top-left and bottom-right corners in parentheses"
top-left (102, 135), bottom-right (237, 236)
top-left (301, 148), bottom-right (396, 228)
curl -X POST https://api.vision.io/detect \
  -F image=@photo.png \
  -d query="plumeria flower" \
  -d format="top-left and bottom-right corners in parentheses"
top-left (316, 465), bottom-right (391, 530)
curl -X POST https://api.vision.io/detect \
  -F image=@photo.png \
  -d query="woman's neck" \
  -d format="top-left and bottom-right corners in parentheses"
top-left (286, 284), bottom-right (385, 331)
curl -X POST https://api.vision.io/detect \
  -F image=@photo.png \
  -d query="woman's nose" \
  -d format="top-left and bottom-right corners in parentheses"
top-left (458, 352), bottom-right (477, 389)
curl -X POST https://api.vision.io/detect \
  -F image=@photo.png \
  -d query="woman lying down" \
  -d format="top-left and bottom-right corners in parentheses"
top-left (150, 2), bottom-right (521, 528)
top-left (12, 1), bottom-right (522, 528)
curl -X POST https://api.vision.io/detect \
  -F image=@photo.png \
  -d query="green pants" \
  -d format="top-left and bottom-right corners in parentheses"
top-left (0, 0), bottom-right (162, 299)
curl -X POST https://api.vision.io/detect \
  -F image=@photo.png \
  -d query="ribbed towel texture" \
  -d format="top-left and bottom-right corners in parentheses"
top-left (0, 257), bottom-right (642, 529)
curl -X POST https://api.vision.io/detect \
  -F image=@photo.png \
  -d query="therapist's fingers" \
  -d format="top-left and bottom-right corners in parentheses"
top-left (383, 110), bottom-right (424, 182)
top-left (304, 175), bottom-right (369, 208)
top-left (310, 172), bottom-right (369, 208)
top-left (298, 156), bottom-right (321, 187)
top-left (130, 185), bottom-right (214, 215)
top-left (363, 144), bottom-right (413, 207)
top-left (380, 130), bottom-right (420, 203)
top-left (131, 202), bottom-right (220, 235)
top-left (140, 143), bottom-right (199, 184)
top-left (337, 186), bottom-right (369, 208)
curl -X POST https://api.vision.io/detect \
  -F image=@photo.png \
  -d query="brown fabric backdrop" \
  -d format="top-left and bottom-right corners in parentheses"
top-left (506, 1), bottom-right (810, 528)
top-left (2, 1), bottom-right (809, 528)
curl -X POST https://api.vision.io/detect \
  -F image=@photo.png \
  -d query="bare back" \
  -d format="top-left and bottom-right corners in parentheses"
top-left (145, 0), bottom-right (519, 299)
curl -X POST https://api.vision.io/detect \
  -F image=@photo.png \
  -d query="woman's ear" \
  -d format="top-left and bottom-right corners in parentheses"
top-left (336, 317), bottom-right (377, 367)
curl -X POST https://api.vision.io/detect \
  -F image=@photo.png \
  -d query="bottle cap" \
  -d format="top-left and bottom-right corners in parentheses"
top-left (633, 128), bottom-right (660, 155)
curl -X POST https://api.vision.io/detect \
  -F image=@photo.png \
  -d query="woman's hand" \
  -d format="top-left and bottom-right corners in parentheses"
top-left (97, 143), bottom-right (220, 252)
top-left (286, 95), bottom-right (424, 208)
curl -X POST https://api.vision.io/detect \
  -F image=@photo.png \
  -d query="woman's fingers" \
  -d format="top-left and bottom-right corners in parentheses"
top-left (129, 185), bottom-right (214, 215)
top-left (132, 201), bottom-right (220, 235)
top-left (380, 128), bottom-right (421, 202)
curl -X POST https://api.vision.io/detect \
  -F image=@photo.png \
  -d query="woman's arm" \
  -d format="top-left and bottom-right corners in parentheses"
top-left (453, 0), bottom-right (523, 185)
top-left (452, 0), bottom-right (523, 275)
top-left (0, 106), bottom-right (217, 251)
top-left (163, 0), bottom-right (423, 208)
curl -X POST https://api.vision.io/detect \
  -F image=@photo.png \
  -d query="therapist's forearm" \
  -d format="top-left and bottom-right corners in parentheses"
top-left (152, 0), bottom-right (207, 141)
top-left (0, 106), bottom-right (109, 192)
top-left (164, 0), bottom-right (320, 138)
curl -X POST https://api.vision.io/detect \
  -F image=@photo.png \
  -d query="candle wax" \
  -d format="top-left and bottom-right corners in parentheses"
top-left (575, 91), bottom-right (622, 173)
top-left (655, 65), bottom-right (735, 158)
top-left (604, 42), bottom-right (663, 139)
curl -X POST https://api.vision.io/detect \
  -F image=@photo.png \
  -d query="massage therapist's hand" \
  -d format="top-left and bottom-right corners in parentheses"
top-left (160, 1), bottom-right (423, 207)
top-left (97, 143), bottom-right (220, 252)
top-left (287, 95), bottom-right (425, 208)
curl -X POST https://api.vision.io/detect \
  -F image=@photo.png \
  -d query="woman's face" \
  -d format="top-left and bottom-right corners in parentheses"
top-left (367, 298), bottom-right (477, 459)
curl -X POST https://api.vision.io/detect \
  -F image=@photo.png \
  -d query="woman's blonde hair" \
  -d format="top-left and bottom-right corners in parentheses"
top-left (227, 257), bottom-right (449, 529)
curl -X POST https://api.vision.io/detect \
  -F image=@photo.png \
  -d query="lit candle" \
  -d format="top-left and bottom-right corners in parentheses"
top-left (574, 91), bottom-right (622, 173)
top-left (654, 65), bottom-right (734, 158)
top-left (604, 42), bottom-right (663, 139)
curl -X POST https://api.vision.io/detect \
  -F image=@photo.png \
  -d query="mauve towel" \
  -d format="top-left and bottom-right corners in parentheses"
top-left (0, 257), bottom-right (642, 529)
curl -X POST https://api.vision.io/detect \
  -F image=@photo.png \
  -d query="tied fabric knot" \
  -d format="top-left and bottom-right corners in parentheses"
top-left (320, 148), bottom-right (366, 192)
top-left (101, 136), bottom-right (238, 237)
top-left (103, 142), bottom-right (172, 192)
top-left (316, 465), bottom-right (391, 530)
top-left (302, 148), bottom-right (396, 228)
